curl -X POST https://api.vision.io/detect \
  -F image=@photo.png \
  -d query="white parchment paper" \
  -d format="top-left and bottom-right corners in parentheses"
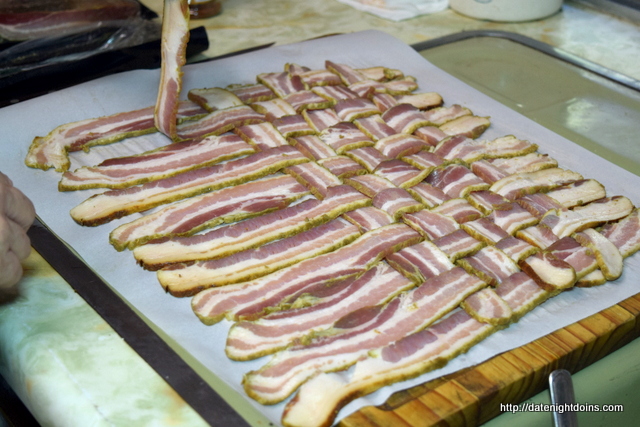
top-left (1, 30), bottom-right (639, 426)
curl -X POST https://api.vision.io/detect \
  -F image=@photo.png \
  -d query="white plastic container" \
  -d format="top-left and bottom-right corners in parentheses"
top-left (449, 0), bottom-right (563, 22)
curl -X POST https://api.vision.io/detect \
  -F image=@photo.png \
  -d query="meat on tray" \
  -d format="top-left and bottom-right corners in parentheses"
top-left (24, 57), bottom-right (640, 427)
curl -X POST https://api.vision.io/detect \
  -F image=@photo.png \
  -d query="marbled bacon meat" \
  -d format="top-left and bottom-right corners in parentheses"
top-left (25, 57), bottom-right (640, 427)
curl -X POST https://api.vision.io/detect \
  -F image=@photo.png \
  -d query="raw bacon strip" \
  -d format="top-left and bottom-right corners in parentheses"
top-left (479, 135), bottom-right (538, 159)
top-left (546, 179), bottom-right (607, 209)
top-left (382, 104), bottom-right (430, 134)
top-left (109, 174), bottom-right (310, 251)
top-left (357, 66), bottom-right (403, 81)
top-left (302, 109), bottom-right (341, 133)
top-left (250, 99), bottom-right (296, 121)
top-left (70, 146), bottom-right (308, 226)
top-left (516, 224), bottom-right (560, 249)
top-left (281, 306), bottom-right (494, 427)
top-left (489, 168), bottom-right (582, 201)
top-left (191, 223), bottom-right (422, 324)
top-left (133, 185), bottom-right (370, 270)
top-left (283, 91), bottom-right (333, 113)
top-left (316, 156), bottom-right (366, 179)
top-left (245, 267), bottom-right (485, 404)
top-left (157, 218), bottom-right (361, 297)
top-left (423, 104), bottom-right (472, 126)
top-left (372, 188), bottom-right (423, 220)
top-left (374, 159), bottom-right (429, 188)
top-left (383, 76), bottom-right (419, 95)
top-left (516, 193), bottom-right (566, 218)
top-left (346, 147), bottom-right (389, 172)
top-left (257, 72), bottom-right (305, 97)
top-left (434, 135), bottom-right (486, 163)
top-left (413, 125), bottom-right (447, 146)
top-left (426, 164), bottom-right (489, 198)
top-left (495, 272), bottom-right (549, 320)
top-left (385, 241), bottom-right (455, 282)
top-left (374, 134), bottom-right (428, 158)
top-left (467, 190), bottom-right (511, 215)
top-left (370, 93), bottom-right (398, 112)
top-left (228, 84), bottom-right (276, 104)
top-left (318, 122), bottom-right (373, 154)
top-left (439, 115), bottom-right (491, 139)
top-left (495, 236), bottom-right (539, 263)
top-left (348, 80), bottom-right (386, 97)
top-left (539, 196), bottom-right (634, 238)
top-left (289, 135), bottom-right (337, 161)
top-left (234, 122), bottom-right (289, 150)
top-left (342, 207), bottom-right (395, 233)
top-left (488, 152), bottom-right (557, 174)
top-left (187, 87), bottom-right (244, 112)
top-left (25, 101), bottom-right (206, 172)
top-left (325, 61), bottom-right (366, 85)
top-left (354, 115), bottom-right (397, 141)
top-left (547, 236), bottom-right (598, 280)
top-left (471, 160), bottom-right (509, 184)
top-left (433, 229), bottom-right (485, 262)
top-left (225, 262), bottom-right (414, 360)
top-left (155, 0), bottom-right (190, 139)
top-left (59, 134), bottom-right (254, 190)
top-left (462, 217), bottom-right (511, 244)
top-left (345, 174), bottom-right (395, 198)
top-left (285, 63), bottom-right (311, 75)
top-left (488, 202), bottom-right (539, 235)
top-left (402, 151), bottom-right (445, 172)
top-left (601, 209), bottom-right (640, 258)
top-left (0, 0), bottom-right (141, 41)
top-left (177, 105), bottom-right (265, 140)
top-left (395, 92), bottom-right (443, 110)
top-left (431, 198), bottom-right (483, 224)
top-left (300, 70), bottom-right (343, 87)
top-left (284, 162), bottom-right (342, 199)
top-left (272, 115), bottom-right (315, 138)
top-left (406, 182), bottom-right (451, 208)
top-left (334, 99), bottom-right (381, 121)
top-left (518, 252), bottom-right (576, 292)
top-left (311, 85), bottom-right (359, 103)
top-left (460, 288), bottom-right (512, 325)
top-left (574, 229), bottom-right (623, 280)
top-left (402, 210), bottom-right (460, 240)
top-left (577, 270), bottom-right (607, 288)
top-left (457, 246), bottom-right (520, 286)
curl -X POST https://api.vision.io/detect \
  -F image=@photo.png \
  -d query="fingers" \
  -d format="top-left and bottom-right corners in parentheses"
top-left (5, 185), bottom-right (36, 230)
top-left (0, 214), bottom-right (32, 289)
top-left (0, 172), bottom-right (35, 231)
top-left (0, 172), bottom-right (35, 289)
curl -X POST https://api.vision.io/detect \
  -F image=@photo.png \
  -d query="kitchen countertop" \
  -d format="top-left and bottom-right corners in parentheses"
top-left (1, 1), bottom-right (639, 426)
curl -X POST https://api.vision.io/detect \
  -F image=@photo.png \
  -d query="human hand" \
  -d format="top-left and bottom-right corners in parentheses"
top-left (0, 172), bottom-right (35, 289)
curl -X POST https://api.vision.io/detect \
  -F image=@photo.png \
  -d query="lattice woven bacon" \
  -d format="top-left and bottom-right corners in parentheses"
top-left (25, 59), bottom-right (640, 427)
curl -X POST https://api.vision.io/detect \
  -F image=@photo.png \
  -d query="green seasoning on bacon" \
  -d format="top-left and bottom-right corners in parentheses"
top-left (109, 174), bottom-right (310, 251)
top-left (25, 101), bottom-right (206, 172)
top-left (59, 134), bottom-right (255, 190)
top-left (157, 218), bottom-right (362, 297)
top-left (70, 146), bottom-right (309, 226)
top-left (132, 185), bottom-right (371, 270)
